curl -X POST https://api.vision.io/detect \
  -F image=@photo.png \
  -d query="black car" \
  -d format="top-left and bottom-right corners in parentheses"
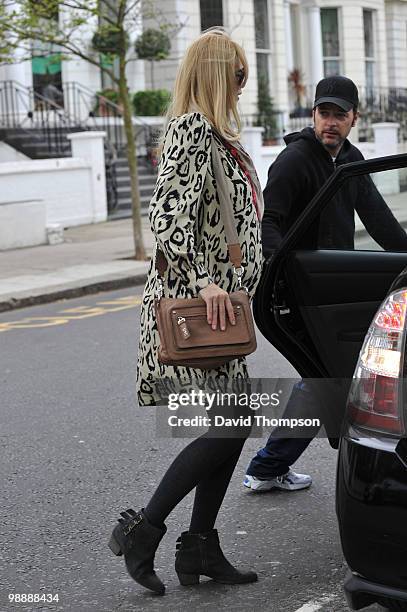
top-left (254, 153), bottom-right (407, 611)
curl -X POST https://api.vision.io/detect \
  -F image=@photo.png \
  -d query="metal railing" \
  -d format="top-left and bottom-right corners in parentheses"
top-left (244, 85), bottom-right (407, 144)
top-left (62, 81), bottom-right (162, 159)
top-left (0, 80), bottom-right (163, 214)
top-left (357, 86), bottom-right (407, 141)
top-left (0, 80), bottom-right (84, 156)
top-left (286, 84), bottom-right (407, 141)
top-left (242, 111), bottom-right (286, 144)
top-left (0, 80), bottom-right (120, 210)
top-left (62, 81), bottom-right (126, 150)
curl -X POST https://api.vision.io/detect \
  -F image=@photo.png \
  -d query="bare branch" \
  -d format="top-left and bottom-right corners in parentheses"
top-left (124, 0), bottom-right (140, 15)
top-left (58, 2), bottom-right (98, 13)
top-left (105, 0), bottom-right (121, 16)
top-left (58, 1), bottom-right (118, 28)
top-left (0, 18), bottom-right (117, 82)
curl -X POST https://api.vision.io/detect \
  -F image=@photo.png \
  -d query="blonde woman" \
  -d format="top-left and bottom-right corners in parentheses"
top-left (109, 29), bottom-right (263, 595)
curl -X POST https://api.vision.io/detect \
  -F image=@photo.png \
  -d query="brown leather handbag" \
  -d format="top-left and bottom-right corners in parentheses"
top-left (154, 134), bottom-right (257, 370)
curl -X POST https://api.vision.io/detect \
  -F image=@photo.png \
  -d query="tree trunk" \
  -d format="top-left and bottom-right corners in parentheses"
top-left (118, 57), bottom-right (147, 260)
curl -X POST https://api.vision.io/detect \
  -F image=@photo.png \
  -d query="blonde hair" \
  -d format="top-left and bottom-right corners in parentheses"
top-left (164, 28), bottom-right (248, 142)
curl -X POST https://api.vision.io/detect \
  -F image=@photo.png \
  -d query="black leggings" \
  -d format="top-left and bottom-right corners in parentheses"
top-left (145, 408), bottom-right (251, 533)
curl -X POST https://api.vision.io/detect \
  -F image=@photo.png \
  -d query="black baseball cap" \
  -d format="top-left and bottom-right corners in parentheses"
top-left (313, 76), bottom-right (359, 112)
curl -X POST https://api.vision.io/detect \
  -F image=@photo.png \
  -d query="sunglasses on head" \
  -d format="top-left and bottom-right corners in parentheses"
top-left (235, 69), bottom-right (245, 86)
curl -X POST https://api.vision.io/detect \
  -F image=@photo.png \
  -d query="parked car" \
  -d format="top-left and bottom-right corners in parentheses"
top-left (254, 153), bottom-right (407, 611)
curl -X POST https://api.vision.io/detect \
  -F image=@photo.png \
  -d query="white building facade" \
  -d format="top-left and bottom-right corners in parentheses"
top-left (1, 1), bottom-right (407, 125)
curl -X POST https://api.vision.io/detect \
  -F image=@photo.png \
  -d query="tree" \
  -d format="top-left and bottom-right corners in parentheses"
top-left (134, 27), bottom-right (171, 89)
top-left (255, 73), bottom-right (278, 143)
top-left (0, 0), bottom-right (178, 260)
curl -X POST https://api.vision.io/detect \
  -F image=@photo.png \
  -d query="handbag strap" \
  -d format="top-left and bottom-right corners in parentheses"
top-left (155, 130), bottom-right (244, 280)
top-left (210, 132), bottom-right (243, 270)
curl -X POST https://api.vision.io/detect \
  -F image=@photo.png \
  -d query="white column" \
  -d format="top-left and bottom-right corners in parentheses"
top-left (67, 131), bottom-right (107, 223)
top-left (4, 58), bottom-right (28, 86)
top-left (4, 1), bottom-right (33, 89)
top-left (372, 123), bottom-right (400, 195)
top-left (308, 5), bottom-right (324, 87)
top-left (241, 126), bottom-right (264, 170)
top-left (284, 1), bottom-right (294, 73)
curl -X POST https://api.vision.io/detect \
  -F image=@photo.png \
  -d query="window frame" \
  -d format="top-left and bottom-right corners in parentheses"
top-left (363, 8), bottom-right (377, 93)
top-left (199, 0), bottom-right (224, 32)
top-left (254, 0), bottom-right (272, 87)
top-left (320, 7), bottom-right (342, 77)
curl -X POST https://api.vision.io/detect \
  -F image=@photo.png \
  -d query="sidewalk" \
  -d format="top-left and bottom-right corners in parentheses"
top-left (0, 217), bottom-right (154, 312)
top-left (0, 192), bottom-right (405, 312)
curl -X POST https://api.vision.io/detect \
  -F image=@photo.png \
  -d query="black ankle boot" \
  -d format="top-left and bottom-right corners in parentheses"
top-left (175, 529), bottom-right (257, 586)
top-left (109, 508), bottom-right (166, 595)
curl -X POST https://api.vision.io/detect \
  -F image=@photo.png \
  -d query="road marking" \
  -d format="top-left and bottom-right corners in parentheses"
top-left (0, 295), bottom-right (142, 332)
top-left (293, 595), bottom-right (337, 612)
top-left (265, 561), bottom-right (281, 565)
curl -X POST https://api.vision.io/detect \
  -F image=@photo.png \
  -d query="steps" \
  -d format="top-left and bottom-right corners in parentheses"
top-left (0, 126), bottom-right (84, 158)
top-left (108, 149), bottom-right (158, 220)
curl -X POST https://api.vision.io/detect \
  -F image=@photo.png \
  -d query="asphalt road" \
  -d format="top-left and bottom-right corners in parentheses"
top-left (0, 288), bottom-right (384, 612)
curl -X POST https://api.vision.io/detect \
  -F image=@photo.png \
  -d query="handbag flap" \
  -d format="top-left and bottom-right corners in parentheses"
top-left (171, 305), bottom-right (251, 349)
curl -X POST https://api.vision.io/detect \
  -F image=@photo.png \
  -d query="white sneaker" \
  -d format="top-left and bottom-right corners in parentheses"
top-left (243, 470), bottom-right (312, 492)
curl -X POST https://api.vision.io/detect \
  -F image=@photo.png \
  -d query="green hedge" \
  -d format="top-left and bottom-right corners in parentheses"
top-left (132, 89), bottom-right (171, 116)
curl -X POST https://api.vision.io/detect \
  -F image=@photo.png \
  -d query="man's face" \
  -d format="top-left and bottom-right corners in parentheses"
top-left (313, 103), bottom-right (357, 155)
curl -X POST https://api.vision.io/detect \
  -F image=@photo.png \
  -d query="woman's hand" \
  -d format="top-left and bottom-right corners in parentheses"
top-left (199, 283), bottom-right (236, 331)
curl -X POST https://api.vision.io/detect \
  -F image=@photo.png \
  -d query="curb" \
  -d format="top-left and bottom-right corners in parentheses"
top-left (0, 273), bottom-right (148, 313)
top-left (2, 222), bottom-right (407, 314)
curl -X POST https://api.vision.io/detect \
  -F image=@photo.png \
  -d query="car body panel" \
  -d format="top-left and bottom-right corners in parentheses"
top-left (336, 435), bottom-right (407, 590)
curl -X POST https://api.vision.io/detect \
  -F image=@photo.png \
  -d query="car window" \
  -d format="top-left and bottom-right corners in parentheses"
top-left (319, 168), bottom-right (407, 252)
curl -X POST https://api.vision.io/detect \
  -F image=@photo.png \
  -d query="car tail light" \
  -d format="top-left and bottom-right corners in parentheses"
top-left (347, 289), bottom-right (407, 435)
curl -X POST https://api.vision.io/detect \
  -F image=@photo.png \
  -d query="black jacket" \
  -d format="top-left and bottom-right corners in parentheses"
top-left (262, 127), bottom-right (407, 256)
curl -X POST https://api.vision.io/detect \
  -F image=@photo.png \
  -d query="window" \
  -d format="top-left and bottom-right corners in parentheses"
top-left (200, 0), bottom-right (223, 31)
top-left (255, 0), bottom-right (276, 141)
top-left (254, 0), bottom-right (270, 50)
top-left (321, 8), bottom-right (341, 76)
top-left (30, 2), bottom-right (63, 104)
top-left (254, 0), bottom-right (271, 86)
top-left (363, 9), bottom-right (375, 93)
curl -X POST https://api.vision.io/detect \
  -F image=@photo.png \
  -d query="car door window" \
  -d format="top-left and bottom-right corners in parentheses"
top-left (319, 168), bottom-right (407, 252)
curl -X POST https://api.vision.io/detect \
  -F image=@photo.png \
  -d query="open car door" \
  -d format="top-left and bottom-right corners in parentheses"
top-left (254, 154), bottom-right (407, 383)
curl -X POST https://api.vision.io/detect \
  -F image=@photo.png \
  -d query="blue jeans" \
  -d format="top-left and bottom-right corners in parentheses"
top-left (246, 381), bottom-right (321, 479)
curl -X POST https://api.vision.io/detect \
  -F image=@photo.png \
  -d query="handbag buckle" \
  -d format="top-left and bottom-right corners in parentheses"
top-left (233, 266), bottom-right (248, 292)
top-left (156, 276), bottom-right (164, 300)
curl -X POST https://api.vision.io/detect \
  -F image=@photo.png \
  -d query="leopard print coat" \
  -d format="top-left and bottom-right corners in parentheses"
top-left (136, 112), bottom-right (263, 406)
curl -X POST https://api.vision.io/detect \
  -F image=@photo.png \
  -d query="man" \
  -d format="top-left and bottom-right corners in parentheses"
top-left (244, 75), bottom-right (407, 493)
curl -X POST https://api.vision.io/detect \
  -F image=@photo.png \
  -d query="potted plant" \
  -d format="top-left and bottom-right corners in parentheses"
top-left (93, 88), bottom-right (122, 116)
top-left (288, 68), bottom-right (311, 118)
top-left (92, 25), bottom-right (129, 55)
top-left (255, 74), bottom-right (279, 144)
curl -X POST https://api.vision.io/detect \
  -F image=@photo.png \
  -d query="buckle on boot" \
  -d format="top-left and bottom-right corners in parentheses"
top-left (119, 508), bottom-right (143, 535)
